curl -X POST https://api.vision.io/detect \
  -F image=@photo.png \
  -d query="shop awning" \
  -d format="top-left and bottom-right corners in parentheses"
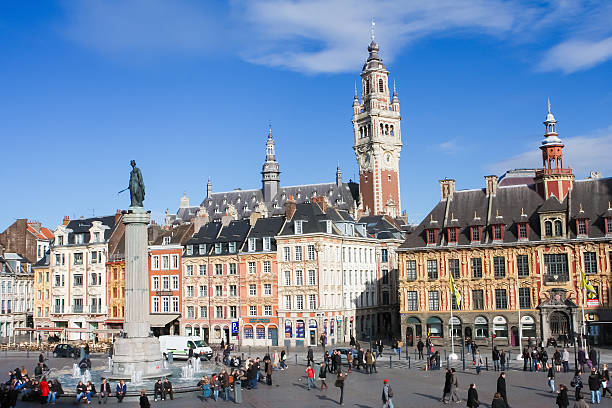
top-left (149, 314), bottom-right (180, 328)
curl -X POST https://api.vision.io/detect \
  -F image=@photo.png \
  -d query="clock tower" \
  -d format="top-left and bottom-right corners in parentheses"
top-left (352, 32), bottom-right (402, 217)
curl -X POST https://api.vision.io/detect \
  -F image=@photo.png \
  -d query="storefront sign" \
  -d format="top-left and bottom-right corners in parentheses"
top-left (520, 316), bottom-right (535, 324)
top-left (248, 318), bottom-right (270, 324)
top-left (296, 321), bottom-right (305, 338)
top-left (449, 317), bottom-right (461, 325)
top-left (493, 316), bottom-right (507, 324)
top-left (587, 298), bottom-right (600, 307)
top-left (285, 321), bottom-right (292, 338)
top-left (336, 316), bottom-right (342, 322)
top-left (309, 319), bottom-right (318, 329)
top-left (474, 317), bottom-right (487, 325)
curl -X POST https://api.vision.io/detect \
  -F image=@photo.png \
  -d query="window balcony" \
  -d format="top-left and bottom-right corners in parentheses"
top-left (72, 305), bottom-right (83, 313)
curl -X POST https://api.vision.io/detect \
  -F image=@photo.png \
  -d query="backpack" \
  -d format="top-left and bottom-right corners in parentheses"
top-left (388, 386), bottom-right (393, 398)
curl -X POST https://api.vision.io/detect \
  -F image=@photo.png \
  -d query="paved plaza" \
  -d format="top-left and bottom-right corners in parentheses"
top-left (2, 347), bottom-right (611, 407)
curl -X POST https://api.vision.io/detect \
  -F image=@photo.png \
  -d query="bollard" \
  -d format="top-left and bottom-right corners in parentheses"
top-left (389, 355), bottom-right (392, 368)
top-left (462, 355), bottom-right (465, 371)
top-left (295, 354), bottom-right (298, 365)
top-left (405, 346), bottom-right (408, 360)
top-left (408, 356), bottom-right (411, 369)
top-left (444, 349), bottom-right (447, 360)
top-left (486, 356), bottom-right (489, 371)
top-left (234, 380), bottom-right (242, 403)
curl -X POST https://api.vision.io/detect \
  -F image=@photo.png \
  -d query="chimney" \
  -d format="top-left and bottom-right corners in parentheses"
top-left (249, 211), bottom-right (262, 225)
top-left (317, 196), bottom-right (328, 213)
top-left (114, 209), bottom-right (122, 224)
top-left (285, 195), bottom-right (297, 220)
top-left (28, 221), bottom-right (41, 233)
top-left (62, 216), bottom-right (70, 226)
top-left (439, 179), bottom-right (455, 201)
top-left (221, 213), bottom-right (233, 227)
top-left (192, 213), bottom-right (208, 234)
top-left (485, 175), bottom-right (498, 197)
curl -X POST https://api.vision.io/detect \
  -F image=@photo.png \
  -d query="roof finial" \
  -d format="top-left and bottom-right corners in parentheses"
top-left (354, 81), bottom-right (357, 97)
top-left (393, 79), bottom-right (396, 93)
top-left (547, 98), bottom-right (551, 114)
top-left (371, 17), bottom-right (375, 42)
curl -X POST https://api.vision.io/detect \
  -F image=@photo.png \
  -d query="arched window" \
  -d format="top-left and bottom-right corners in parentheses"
top-left (390, 125), bottom-right (394, 136)
top-left (554, 220), bottom-right (562, 236)
top-left (366, 80), bottom-right (370, 94)
top-left (385, 124), bottom-right (389, 135)
top-left (378, 79), bottom-right (384, 93)
top-left (545, 221), bottom-right (552, 237)
top-left (380, 123), bottom-right (384, 134)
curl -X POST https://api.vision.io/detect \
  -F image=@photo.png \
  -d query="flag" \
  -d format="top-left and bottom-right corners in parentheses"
top-left (449, 274), bottom-right (461, 307)
top-left (580, 268), bottom-right (597, 299)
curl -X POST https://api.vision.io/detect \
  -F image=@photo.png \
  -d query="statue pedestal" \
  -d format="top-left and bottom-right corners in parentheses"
top-left (109, 207), bottom-right (170, 380)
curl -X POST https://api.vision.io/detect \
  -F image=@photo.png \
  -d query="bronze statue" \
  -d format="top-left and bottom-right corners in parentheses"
top-left (128, 160), bottom-right (145, 207)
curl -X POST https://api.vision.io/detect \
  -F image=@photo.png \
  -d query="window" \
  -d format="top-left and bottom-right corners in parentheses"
top-left (74, 253), bottom-right (83, 265)
top-left (448, 228), bottom-right (457, 243)
top-left (493, 256), bottom-right (506, 278)
top-left (264, 283), bottom-right (272, 295)
top-left (584, 252), bottom-right (598, 275)
top-left (544, 253), bottom-right (569, 282)
top-left (555, 220), bottom-right (562, 236)
top-left (229, 242), bottom-right (237, 253)
top-left (308, 270), bottom-right (316, 285)
top-left (264, 305), bottom-right (272, 316)
top-left (186, 286), bottom-right (194, 297)
top-left (199, 265), bottom-right (206, 275)
top-left (428, 291), bottom-right (439, 311)
top-left (162, 236), bottom-right (171, 245)
top-left (472, 290), bottom-right (484, 310)
top-left (518, 223), bottom-right (528, 239)
top-left (296, 295), bottom-right (304, 310)
top-left (517, 255), bottom-right (529, 277)
top-left (161, 255), bottom-right (169, 269)
top-left (200, 306), bottom-right (207, 318)
top-left (249, 305), bottom-right (257, 316)
top-left (326, 220), bottom-right (332, 234)
top-left (284, 295), bottom-right (292, 309)
top-left (382, 269), bottom-right (389, 284)
top-left (249, 284), bottom-right (256, 296)
top-left (91, 251), bottom-right (99, 264)
top-left (152, 297), bottom-right (160, 313)
top-left (606, 218), bottom-right (612, 234)
top-left (73, 274), bottom-right (83, 287)
top-left (263, 261), bottom-right (271, 274)
top-left (215, 264), bottom-right (222, 275)
top-left (187, 306), bottom-right (194, 318)
top-left (198, 244), bottom-right (206, 254)
top-left (295, 246), bottom-right (303, 261)
top-left (229, 285), bottom-right (237, 297)
top-left (296, 270), bottom-right (304, 285)
top-left (248, 262), bottom-right (256, 274)
top-left (171, 254), bottom-right (178, 269)
top-left (493, 225), bottom-right (502, 240)
top-left (493, 318), bottom-right (508, 338)
top-left (162, 276), bottom-right (169, 290)
top-left (427, 259), bottom-right (438, 280)
top-left (295, 220), bottom-right (303, 234)
top-left (186, 265), bottom-right (193, 276)
top-left (309, 294), bottom-right (317, 309)
top-left (284, 271), bottom-right (291, 286)
top-left (449, 259), bottom-right (460, 279)
top-left (495, 289), bottom-right (507, 309)
top-left (426, 229), bottom-right (436, 244)
top-left (263, 237), bottom-right (272, 251)
top-left (283, 247), bottom-right (290, 262)
top-left (224, 263), bottom-right (234, 275)
top-left (382, 291), bottom-right (389, 305)
top-left (378, 78), bottom-right (384, 92)
top-left (199, 285), bottom-right (207, 297)
top-left (90, 273), bottom-right (101, 286)
top-left (545, 221), bottom-right (553, 237)
top-left (406, 260), bottom-right (417, 280)
top-left (74, 234), bottom-right (85, 244)
top-left (471, 227), bottom-right (480, 242)
top-left (54, 274), bottom-right (64, 287)
top-left (171, 276), bottom-right (179, 290)
top-left (406, 291), bottom-right (418, 310)
top-left (216, 306), bottom-right (224, 318)
top-left (72, 298), bottom-right (83, 313)
top-left (577, 219), bottom-right (587, 236)
top-left (381, 249), bottom-right (388, 262)
top-left (229, 306), bottom-right (237, 318)
top-left (215, 285), bottom-right (222, 296)
top-left (519, 287), bottom-right (531, 309)
top-left (214, 243), bottom-right (222, 254)
top-left (307, 245), bottom-right (315, 260)
top-left (248, 238), bottom-right (256, 252)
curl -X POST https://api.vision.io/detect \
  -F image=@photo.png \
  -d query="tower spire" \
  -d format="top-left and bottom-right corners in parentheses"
top-left (262, 127), bottom-right (280, 202)
top-left (371, 17), bottom-right (375, 42)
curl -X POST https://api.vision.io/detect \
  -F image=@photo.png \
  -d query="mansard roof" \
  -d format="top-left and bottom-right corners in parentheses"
top-left (151, 223), bottom-right (194, 246)
top-left (244, 216), bottom-right (285, 252)
top-left (400, 177), bottom-right (612, 250)
top-left (63, 215), bottom-right (117, 244)
top-left (358, 215), bottom-right (403, 239)
top-left (279, 202), bottom-right (366, 238)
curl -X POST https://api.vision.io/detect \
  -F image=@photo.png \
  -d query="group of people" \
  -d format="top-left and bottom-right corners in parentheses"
top-left (442, 370), bottom-right (509, 407)
top-left (567, 365), bottom-right (612, 405)
top-left (2, 368), bottom-right (64, 407)
top-left (522, 345), bottom-right (573, 372)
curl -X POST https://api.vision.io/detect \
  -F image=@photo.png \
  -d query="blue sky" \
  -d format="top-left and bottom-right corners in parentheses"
top-left (1, 0), bottom-right (612, 230)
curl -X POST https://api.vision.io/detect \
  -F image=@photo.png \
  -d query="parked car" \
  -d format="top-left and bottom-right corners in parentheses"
top-left (330, 347), bottom-right (358, 363)
top-left (53, 343), bottom-right (79, 358)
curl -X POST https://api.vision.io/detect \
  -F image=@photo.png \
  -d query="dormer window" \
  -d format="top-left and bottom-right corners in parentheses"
top-left (198, 244), bottom-right (206, 254)
top-left (186, 245), bottom-right (193, 255)
top-left (93, 232), bottom-right (101, 243)
top-left (263, 237), bottom-right (272, 251)
top-left (543, 217), bottom-right (564, 238)
top-left (295, 220), bottom-right (303, 235)
top-left (492, 225), bottom-right (503, 241)
top-left (74, 234), bottom-right (85, 244)
top-left (214, 243), bottom-right (222, 254)
top-left (326, 220), bottom-right (333, 234)
top-left (518, 223), bottom-right (529, 240)
top-left (248, 238), bottom-right (256, 252)
top-left (470, 226), bottom-right (481, 242)
top-left (426, 229), bottom-right (438, 245)
top-left (229, 242), bottom-right (237, 253)
top-left (606, 217), bottom-right (612, 235)
top-left (576, 219), bottom-right (588, 237)
top-left (162, 236), bottom-right (171, 245)
top-left (447, 228), bottom-right (457, 244)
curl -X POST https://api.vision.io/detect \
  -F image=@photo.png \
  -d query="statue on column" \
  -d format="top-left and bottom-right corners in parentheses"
top-left (129, 160), bottom-right (145, 208)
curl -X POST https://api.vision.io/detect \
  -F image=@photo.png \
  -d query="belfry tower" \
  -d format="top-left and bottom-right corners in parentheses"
top-left (262, 127), bottom-right (280, 202)
top-left (352, 24), bottom-right (402, 217)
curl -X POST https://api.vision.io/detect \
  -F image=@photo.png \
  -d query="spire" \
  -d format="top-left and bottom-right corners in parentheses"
top-left (266, 125), bottom-right (276, 160)
top-left (206, 177), bottom-right (212, 198)
top-left (542, 99), bottom-right (561, 145)
top-left (262, 127), bottom-right (280, 202)
top-left (371, 17), bottom-right (375, 42)
top-left (336, 162), bottom-right (342, 186)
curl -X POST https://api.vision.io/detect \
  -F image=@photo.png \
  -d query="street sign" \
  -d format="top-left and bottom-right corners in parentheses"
top-left (231, 320), bottom-right (239, 335)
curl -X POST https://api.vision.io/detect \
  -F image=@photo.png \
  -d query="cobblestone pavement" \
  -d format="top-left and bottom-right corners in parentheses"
top-left (1, 350), bottom-right (610, 407)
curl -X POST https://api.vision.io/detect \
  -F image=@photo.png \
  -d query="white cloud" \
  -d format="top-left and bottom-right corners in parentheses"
top-left (489, 125), bottom-right (612, 177)
top-left (538, 36), bottom-right (612, 74)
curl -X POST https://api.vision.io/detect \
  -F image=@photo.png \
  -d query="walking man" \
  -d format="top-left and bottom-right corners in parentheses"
top-left (497, 372), bottom-right (508, 406)
top-left (492, 347), bottom-right (500, 372)
top-left (417, 338), bottom-right (424, 360)
top-left (562, 348), bottom-right (570, 373)
top-left (381, 379), bottom-right (393, 408)
top-left (441, 368), bottom-right (452, 403)
top-left (449, 368), bottom-right (461, 403)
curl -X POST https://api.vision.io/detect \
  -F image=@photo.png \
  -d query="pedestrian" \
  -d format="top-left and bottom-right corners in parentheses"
top-left (589, 348), bottom-right (598, 369)
top-left (554, 349), bottom-right (562, 372)
top-left (347, 351), bottom-right (353, 373)
top-left (115, 380), bottom-right (126, 403)
top-left (601, 363), bottom-right (612, 398)
top-left (366, 350), bottom-right (373, 374)
top-left (265, 357), bottom-right (273, 386)
top-left (450, 368), bottom-right (461, 403)
top-left (356, 348), bottom-right (363, 371)
top-left (417, 338), bottom-right (424, 360)
top-left (84, 343), bottom-right (90, 360)
top-left (139, 389), bottom-right (150, 408)
top-left (98, 378), bottom-right (111, 404)
top-left (492, 347), bottom-right (500, 372)
top-left (532, 347), bottom-right (539, 372)
top-left (475, 352), bottom-right (483, 375)
top-left (491, 392), bottom-right (507, 408)
top-left (434, 350), bottom-right (441, 370)
top-left (153, 379), bottom-right (163, 401)
top-left (381, 379), bottom-right (393, 408)
top-left (280, 349), bottom-right (287, 370)
top-left (319, 362), bottom-right (328, 391)
top-left (541, 348), bottom-right (549, 372)
top-left (572, 370), bottom-right (584, 401)
top-left (162, 379), bottom-right (173, 400)
top-left (496, 372), bottom-right (508, 406)
top-left (305, 364), bottom-right (316, 390)
top-left (307, 346), bottom-right (314, 367)
top-left (578, 349), bottom-right (587, 372)
top-left (548, 363), bottom-right (556, 392)
top-left (522, 347), bottom-right (530, 371)
top-left (441, 368), bottom-right (452, 403)
top-left (466, 383), bottom-right (479, 408)
top-left (573, 393), bottom-right (589, 408)
top-left (335, 350), bottom-right (343, 374)
top-left (556, 384), bottom-right (569, 408)
top-left (371, 351), bottom-right (378, 373)
top-left (48, 379), bottom-right (62, 404)
top-left (39, 376), bottom-right (49, 404)
top-left (335, 370), bottom-right (346, 405)
top-left (350, 334), bottom-right (355, 348)
top-left (563, 349), bottom-right (571, 373)
top-left (588, 367), bottom-right (601, 404)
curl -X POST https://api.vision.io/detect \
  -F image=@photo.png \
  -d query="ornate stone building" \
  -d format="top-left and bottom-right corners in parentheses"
top-left (398, 104), bottom-right (612, 347)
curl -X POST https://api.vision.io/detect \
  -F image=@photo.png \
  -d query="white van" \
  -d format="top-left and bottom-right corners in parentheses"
top-left (158, 335), bottom-right (213, 360)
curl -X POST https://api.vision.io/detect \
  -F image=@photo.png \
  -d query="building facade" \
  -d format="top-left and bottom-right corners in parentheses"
top-left (0, 253), bottom-right (33, 339)
top-left (398, 105), bottom-right (612, 347)
top-left (33, 252), bottom-right (52, 331)
top-left (0, 219), bottom-right (54, 264)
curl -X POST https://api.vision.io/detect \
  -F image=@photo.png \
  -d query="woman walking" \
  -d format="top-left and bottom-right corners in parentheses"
top-left (319, 362), bottom-right (328, 391)
top-left (601, 364), bottom-right (612, 398)
top-left (547, 363), bottom-right (556, 393)
top-left (335, 370), bottom-right (346, 405)
top-left (466, 383), bottom-right (479, 408)
top-left (556, 384), bottom-right (569, 408)
top-left (491, 392), bottom-right (507, 408)
top-left (572, 370), bottom-right (583, 401)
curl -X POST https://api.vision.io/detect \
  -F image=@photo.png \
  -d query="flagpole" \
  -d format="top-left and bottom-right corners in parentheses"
top-left (449, 278), bottom-right (457, 360)
top-left (516, 268), bottom-right (523, 360)
top-left (582, 285), bottom-right (587, 350)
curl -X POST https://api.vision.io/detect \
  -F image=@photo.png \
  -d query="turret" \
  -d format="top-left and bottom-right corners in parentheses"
top-left (261, 127), bottom-right (280, 202)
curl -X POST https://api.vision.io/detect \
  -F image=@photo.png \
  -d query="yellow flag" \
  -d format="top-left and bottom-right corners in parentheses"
top-left (449, 274), bottom-right (461, 307)
top-left (580, 268), bottom-right (597, 299)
